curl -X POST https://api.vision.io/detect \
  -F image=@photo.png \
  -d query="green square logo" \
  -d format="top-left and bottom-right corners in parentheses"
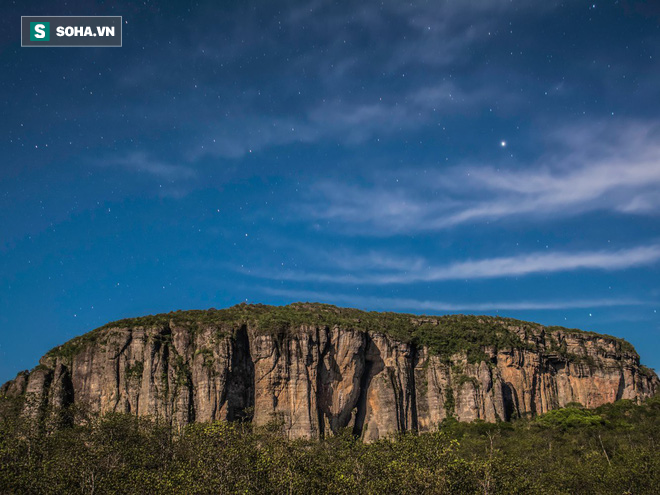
top-left (30, 22), bottom-right (50, 41)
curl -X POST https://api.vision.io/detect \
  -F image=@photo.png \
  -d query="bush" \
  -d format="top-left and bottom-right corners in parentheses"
top-left (0, 396), bottom-right (658, 494)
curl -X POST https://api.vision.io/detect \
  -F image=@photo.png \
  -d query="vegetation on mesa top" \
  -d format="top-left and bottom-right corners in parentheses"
top-left (45, 302), bottom-right (639, 363)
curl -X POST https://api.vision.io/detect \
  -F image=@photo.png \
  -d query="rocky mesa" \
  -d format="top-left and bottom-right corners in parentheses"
top-left (2, 303), bottom-right (657, 441)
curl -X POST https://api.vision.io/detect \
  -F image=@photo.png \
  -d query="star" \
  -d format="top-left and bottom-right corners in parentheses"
top-left (500, 141), bottom-right (507, 147)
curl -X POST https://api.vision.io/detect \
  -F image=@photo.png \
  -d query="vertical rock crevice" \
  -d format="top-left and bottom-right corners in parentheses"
top-left (226, 325), bottom-right (255, 421)
top-left (315, 326), bottom-right (329, 438)
top-left (615, 371), bottom-right (626, 401)
top-left (409, 343), bottom-right (419, 432)
top-left (501, 381), bottom-right (517, 421)
top-left (352, 356), bottom-right (374, 438)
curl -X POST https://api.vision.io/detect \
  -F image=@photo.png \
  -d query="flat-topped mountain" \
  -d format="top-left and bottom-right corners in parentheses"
top-left (2, 303), bottom-right (657, 441)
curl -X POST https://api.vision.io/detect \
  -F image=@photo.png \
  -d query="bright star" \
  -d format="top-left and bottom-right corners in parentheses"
top-left (500, 141), bottom-right (507, 147)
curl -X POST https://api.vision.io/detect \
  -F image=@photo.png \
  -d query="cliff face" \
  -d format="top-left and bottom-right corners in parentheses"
top-left (2, 304), bottom-right (657, 441)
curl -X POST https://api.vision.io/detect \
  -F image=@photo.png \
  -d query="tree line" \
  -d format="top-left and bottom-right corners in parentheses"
top-left (0, 395), bottom-right (658, 494)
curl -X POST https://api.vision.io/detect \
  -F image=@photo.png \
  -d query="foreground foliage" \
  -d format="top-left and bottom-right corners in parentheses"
top-left (0, 397), bottom-right (658, 494)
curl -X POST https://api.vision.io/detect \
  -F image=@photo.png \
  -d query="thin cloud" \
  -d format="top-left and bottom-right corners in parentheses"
top-left (190, 80), bottom-right (501, 160)
top-left (113, 1), bottom-right (541, 161)
top-left (302, 122), bottom-right (660, 233)
top-left (261, 287), bottom-right (647, 312)
top-left (102, 152), bottom-right (197, 181)
top-left (244, 244), bottom-right (660, 285)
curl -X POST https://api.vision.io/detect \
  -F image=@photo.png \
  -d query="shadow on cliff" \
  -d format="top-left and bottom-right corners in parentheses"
top-left (353, 337), bottom-right (384, 437)
top-left (226, 325), bottom-right (255, 421)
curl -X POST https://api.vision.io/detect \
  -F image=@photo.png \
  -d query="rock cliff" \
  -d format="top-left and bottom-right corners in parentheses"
top-left (2, 303), bottom-right (657, 440)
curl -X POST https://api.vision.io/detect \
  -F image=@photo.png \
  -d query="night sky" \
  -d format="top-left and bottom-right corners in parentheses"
top-left (2, 0), bottom-right (660, 382)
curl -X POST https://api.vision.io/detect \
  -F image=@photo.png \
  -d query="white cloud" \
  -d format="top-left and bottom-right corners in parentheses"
top-left (188, 80), bottom-right (499, 160)
top-left (261, 287), bottom-right (646, 312)
top-left (302, 121), bottom-right (660, 233)
top-left (104, 152), bottom-right (196, 180)
top-left (248, 244), bottom-right (660, 285)
top-left (114, 0), bottom-right (543, 161)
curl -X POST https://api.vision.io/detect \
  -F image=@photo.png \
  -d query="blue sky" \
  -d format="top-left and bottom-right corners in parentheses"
top-left (1, 0), bottom-right (660, 382)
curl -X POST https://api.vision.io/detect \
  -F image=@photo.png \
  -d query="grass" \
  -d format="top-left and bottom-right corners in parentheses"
top-left (43, 302), bottom-right (642, 366)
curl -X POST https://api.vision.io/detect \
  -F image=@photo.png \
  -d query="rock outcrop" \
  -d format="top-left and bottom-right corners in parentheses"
top-left (2, 303), bottom-right (657, 440)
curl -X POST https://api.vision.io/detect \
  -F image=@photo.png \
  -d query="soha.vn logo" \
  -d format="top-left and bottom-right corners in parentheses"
top-left (55, 25), bottom-right (116, 37)
top-left (29, 22), bottom-right (115, 40)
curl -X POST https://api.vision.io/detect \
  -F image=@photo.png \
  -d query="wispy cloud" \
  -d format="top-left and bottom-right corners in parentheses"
top-left (287, 0), bottom-right (556, 73)
top-left (244, 244), bottom-right (660, 285)
top-left (302, 122), bottom-right (660, 233)
top-left (103, 152), bottom-right (197, 181)
top-left (261, 287), bottom-right (647, 312)
top-left (189, 80), bottom-right (502, 160)
top-left (111, 0), bottom-right (543, 162)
